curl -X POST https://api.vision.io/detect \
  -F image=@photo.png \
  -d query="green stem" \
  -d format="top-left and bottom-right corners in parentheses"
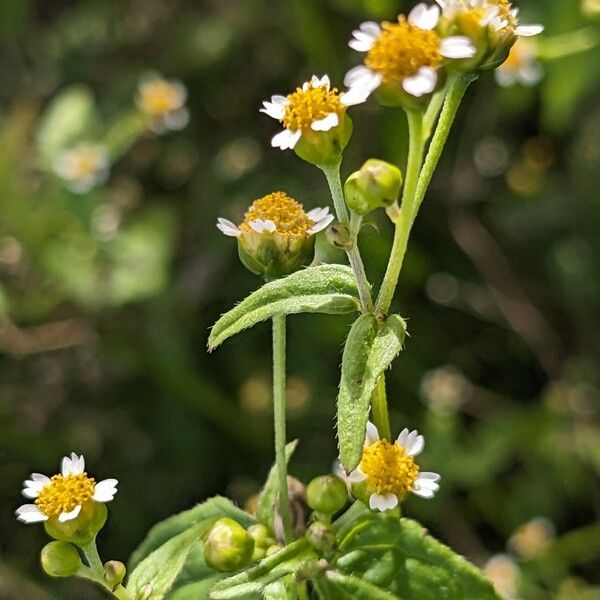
top-left (80, 538), bottom-right (104, 577)
top-left (272, 315), bottom-right (293, 544)
top-left (422, 84), bottom-right (448, 141)
top-left (413, 74), bottom-right (476, 217)
top-left (374, 110), bottom-right (425, 315)
top-left (112, 585), bottom-right (133, 600)
top-left (371, 375), bottom-right (391, 440)
top-left (320, 163), bottom-right (373, 313)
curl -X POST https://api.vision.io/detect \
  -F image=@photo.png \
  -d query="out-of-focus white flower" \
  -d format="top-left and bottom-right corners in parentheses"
top-left (421, 366), bottom-right (472, 413)
top-left (347, 422), bottom-right (441, 511)
top-left (53, 143), bottom-right (109, 194)
top-left (344, 4), bottom-right (475, 102)
top-left (136, 73), bottom-right (189, 133)
top-left (508, 517), bottom-right (555, 559)
top-left (484, 554), bottom-right (521, 600)
top-left (16, 453), bottom-right (118, 524)
top-left (495, 39), bottom-right (543, 86)
top-left (260, 74), bottom-right (360, 151)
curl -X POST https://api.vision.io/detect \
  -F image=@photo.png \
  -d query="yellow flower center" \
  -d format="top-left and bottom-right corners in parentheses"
top-left (241, 192), bottom-right (312, 237)
top-left (282, 86), bottom-right (344, 132)
top-left (365, 17), bottom-right (442, 83)
top-left (35, 473), bottom-right (96, 519)
top-left (71, 150), bottom-right (102, 180)
top-left (360, 440), bottom-right (419, 497)
top-left (490, 0), bottom-right (517, 29)
top-left (140, 80), bottom-right (182, 116)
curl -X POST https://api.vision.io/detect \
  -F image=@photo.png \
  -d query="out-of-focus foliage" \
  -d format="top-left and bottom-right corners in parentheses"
top-left (0, 0), bottom-right (598, 598)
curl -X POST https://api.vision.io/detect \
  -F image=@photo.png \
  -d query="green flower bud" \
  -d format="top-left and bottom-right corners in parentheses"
top-left (44, 502), bottom-right (107, 546)
top-left (103, 560), bottom-right (126, 589)
top-left (218, 192), bottom-right (333, 281)
top-left (40, 541), bottom-right (82, 578)
top-left (306, 522), bottom-right (336, 554)
top-left (325, 222), bottom-right (353, 251)
top-left (294, 114), bottom-right (353, 167)
top-left (344, 159), bottom-right (403, 215)
top-left (247, 524), bottom-right (275, 549)
top-left (204, 518), bottom-right (255, 572)
top-left (306, 475), bottom-right (348, 516)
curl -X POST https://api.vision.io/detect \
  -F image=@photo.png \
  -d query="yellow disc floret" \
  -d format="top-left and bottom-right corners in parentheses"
top-left (241, 192), bottom-right (312, 237)
top-left (139, 80), bottom-right (182, 116)
top-left (361, 440), bottom-right (419, 497)
top-left (491, 0), bottom-right (517, 29)
top-left (282, 86), bottom-right (344, 132)
top-left (35, 474), bottom-right (95, 519)
top-left (365, 17), bottom-right (442, 83)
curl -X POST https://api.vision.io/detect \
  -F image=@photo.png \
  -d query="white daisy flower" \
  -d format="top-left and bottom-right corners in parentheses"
top-left (347, 421), bottom-right (441, 511)
top-left (53, 143), bottom-right (109, 194)
top-left (495, 38), bottom-right (543, 87)
top-left (16, 453), bottom-right (118, 524)
top-left (260, 74), bottom-right (362, 151)
top-left (344, 4), bottom-right (476, 101)
top-left (435, 0), bottom-right (544, 38)
top-left (136, 73), bottom-right (189, 134)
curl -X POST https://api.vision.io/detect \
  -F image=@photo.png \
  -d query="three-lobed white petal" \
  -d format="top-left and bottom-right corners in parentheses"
top-left (307, 213), bottom-right (334, 234)
top-left (271, 129), bottom-right (302, 150)
top-left (440, 36), bottom-right (477, 59)
top-left (93, 478), bottom-right (119, 503)
top-left (249, 219), bottom-right (277, 234)
top-left (58, 504), bottom-right (82, 523)
top-left (61, 453), bottom-right (85, 477)
top-left (408, 3), bottom-right (440, 30)
top-left (402, 67), bottom-right (438, 97)
top-left (397, 428), bottom-right (425, 456)
top-left (216, 218), bottom-right (241, 237)
top-left (311, 112), bottom-right (339, 132)
top-left (369, 492), bottom-right (399, 511)
top-left (15, 504), bottom-right (48, 524)
top-left (365, 421), bottom-right (380, 446)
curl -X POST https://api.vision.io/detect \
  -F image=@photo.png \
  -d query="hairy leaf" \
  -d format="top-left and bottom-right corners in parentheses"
top-left (129, 496), bottom-right (254, 570)
top-left (256, 440), bottom-right (298, 533)
top-left (168, 577), bottom-right (222, 600)
top-left (337, 314), bottom-right (406, 471)
top-left (334, 513), bottom-right (500, 600)
top-left (208, 264), bottom-right (360, 350)
top-left (127, 520), bottom-right (212, 599)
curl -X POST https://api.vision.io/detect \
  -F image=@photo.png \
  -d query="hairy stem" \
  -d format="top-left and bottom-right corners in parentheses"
top-left (414, 74), bottom-right (476, 217)
top-left (375, 110), bottom-right (425, 315)
top-left (272, 315), bottom-right (293, 544)
top-left (370, 375), bottom-right (391, 441)
top-left (80, 538), bottom-right (104, 577)
top-left (320, 163), bottom-right (373, 312)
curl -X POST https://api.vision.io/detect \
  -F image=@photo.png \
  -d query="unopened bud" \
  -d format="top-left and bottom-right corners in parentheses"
top-left (40, 541), bottom-right (82, 578)
top-left (204, 518), bottom-right (255, 572)
top-left (344, 159), bottom-right (403, 215)
top-left (103, 560), bottom-right (126, 589)
top-left (325, 222), bottom-right (353, 250)
top-left (247, 524), bottom-right (275, 549)
top-left (306, 522), bottom-right (336, 554)
top-left (306, 475), bottom-right (348, 516)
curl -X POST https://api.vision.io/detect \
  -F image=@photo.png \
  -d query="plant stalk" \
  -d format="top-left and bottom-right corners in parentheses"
top-left (374, 110), bottom-right (425, 315)
top-left (320, 163), bottom-right (373, 312)
top-left (272, 315), bottom-right (293, 544)
top-left (370, 375), bottom-right (391, 441)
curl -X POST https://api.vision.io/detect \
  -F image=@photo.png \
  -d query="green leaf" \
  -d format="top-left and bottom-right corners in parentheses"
top-left (335, 513), bottom-right (500, 600)
top-left (129, 496), bottom-right (254, 571)
top-left (325, 571), bottom-right (404, 600)
top-left (208, 264), bottom-right (360, 350)
top-left (127, 520), bottom-right (213, 600)
top-left (256, 440), bottom-right (298, 532)
top-left (168, 576), bottom-right (222, 600)
top-left (337, 314), bottom-right (406, 471)
top-left (36, 85), bottom-right (97, 168)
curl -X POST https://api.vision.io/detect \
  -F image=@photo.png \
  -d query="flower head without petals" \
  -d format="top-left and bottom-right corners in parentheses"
top-left (16, 453), bottom-right (118, 525)
top-left (347, 422), bottom-right (440, 511)
top-left (136, 73), bottom-right (189, 133)
top-left (53, 143), bottom-right (109, 194)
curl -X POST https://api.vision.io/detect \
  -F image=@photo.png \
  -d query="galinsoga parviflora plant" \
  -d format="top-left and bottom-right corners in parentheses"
top-left (16, 2), bottom-right (544, 598)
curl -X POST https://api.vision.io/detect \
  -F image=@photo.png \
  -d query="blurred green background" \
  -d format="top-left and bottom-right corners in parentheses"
top-left (1, 0), bottom-right (599, 598)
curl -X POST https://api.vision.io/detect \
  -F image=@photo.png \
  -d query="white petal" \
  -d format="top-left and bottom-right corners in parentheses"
top-left (271, 129), bottom-right (302, 150)
top-left (402, 67), bottom-right (437, 97)
top-left (317, 74), bottom-right (331, 89)
top-left (408, 3), bottom-right (440, 30)
top-left (15, 504), bottom-right (48, 524)
top-left (165, 107), bottom-right (190, 130)
top-left (216, 218), bottom-right (241, 237)
top-left (480, 6), bottom-right (499, 26)
top-left (365, 421), bottom-right (380, 446)
top-left (249, 219), bottom-right (277, 233)
top-left (344, 65), bottom-right (377, 87)
top-left (494, 69), bottom-right (516, 87)
top-left (418, 471), bottom-right (441, 481)
top-left (440, 36), bottom-right (476, 59)
top-left (369, 492), bottom-right (399, 511)
top-left (413, 487), bottom-right (436, 498)
top-left (515, 24), bottom-right (544, 37)
top-left (22, 487), bottom-right (42, 499)
top-left (61, 453), bottom-right (85, 476)
top-left (311, 112), bottom-right (339, 132)
top-left (343, 67), bottom-right (382, 102)
top-left (93, 478), bottom-right (119, 503)
top-left (307, 207), bottom-right (330, 222)
top-left (31, 473), bottom-right (51, 483)
top-left (260, 101), bottom-right (286, 120)
top-left (307, 214), bottom-right (334, 234)
top-left (347, 468), bottom-right (367, 483)
top-left (358, 21), bottom-right (381, 37)
top-left (58, 504), bottom-right (81, 522)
